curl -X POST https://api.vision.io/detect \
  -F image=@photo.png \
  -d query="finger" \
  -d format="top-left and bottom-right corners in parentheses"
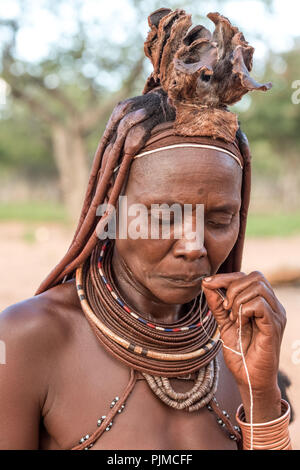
top-left (247, 272), bottom-right (285, 315)
top-left (236, 296), bottom-right (277, 331)
top-left (250, 270), bottom-right (275, 292)
top-left (223, 271), bottom-right (280, 312)
top-left (202, 284), bottom-right (230, 327)
top-left (202, 272), bottom-right (246, 292)
top-left (229, 280), bottom-right (280, 321)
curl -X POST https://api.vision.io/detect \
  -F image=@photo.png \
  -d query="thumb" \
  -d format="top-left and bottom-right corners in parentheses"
top-left (202, 284), bottom-right (230, 327)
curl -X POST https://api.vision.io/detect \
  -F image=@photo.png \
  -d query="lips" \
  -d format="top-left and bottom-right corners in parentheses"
top-left (160, 274), bottom-right (208, 287)
top-left (162, 274), bottom-right (208, 282)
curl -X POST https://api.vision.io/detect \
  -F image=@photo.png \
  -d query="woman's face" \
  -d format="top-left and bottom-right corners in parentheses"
top-left (114, 147), bottom-right (242, 305)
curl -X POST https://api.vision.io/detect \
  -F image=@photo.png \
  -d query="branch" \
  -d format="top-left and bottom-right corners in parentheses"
top-left (79, 55), bottom-right (145, 133)
top-left (10, 84), bottom-right (58, 125)
top-left (29, 76), bottom-right (79, 116)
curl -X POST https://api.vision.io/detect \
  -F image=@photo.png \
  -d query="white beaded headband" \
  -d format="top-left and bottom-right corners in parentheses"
top-left (113, 143), bottom-right (243, 173)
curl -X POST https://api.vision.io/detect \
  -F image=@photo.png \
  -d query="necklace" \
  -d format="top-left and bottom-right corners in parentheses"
top-left (73, 240), bottom-right (242, 450)
top-left (97, 241), bottom-right (212, 332)
top-left (76, 240), bottom-right (221, 377)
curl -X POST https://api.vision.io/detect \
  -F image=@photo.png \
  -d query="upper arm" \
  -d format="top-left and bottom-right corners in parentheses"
top-left (0, 301), bottom-right (51, 449)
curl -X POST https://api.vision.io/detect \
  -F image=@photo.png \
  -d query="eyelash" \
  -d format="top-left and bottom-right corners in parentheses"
top-left (207, 221), bottom-right (232, 229)
top-left (149, 214), bottom-right (234, 228)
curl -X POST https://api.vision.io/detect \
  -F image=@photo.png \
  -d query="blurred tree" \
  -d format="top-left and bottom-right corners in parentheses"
top-left (242, 45), bottom-right (300, 153)
top-left (239, 42), bottom-right (300, 209)
top-left (0, 0), bottom-right (274, 219)
top-left (0, 0), bottom-right (146, 218)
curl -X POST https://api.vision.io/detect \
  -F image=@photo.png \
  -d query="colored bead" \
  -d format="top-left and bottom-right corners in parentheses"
top-left (118, 404), bottom-right (125, 413)
top-left (84, 444), bottom-right (93, 450)
top-left (96, 243), bottom-right (210, 333)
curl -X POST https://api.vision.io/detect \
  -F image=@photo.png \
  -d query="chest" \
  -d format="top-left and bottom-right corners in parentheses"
top-left (40, 340), bottom-right (241, 450)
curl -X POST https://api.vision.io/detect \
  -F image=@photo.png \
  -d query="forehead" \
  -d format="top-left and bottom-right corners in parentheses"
top-left (126, 147), bottom-right (242, 207)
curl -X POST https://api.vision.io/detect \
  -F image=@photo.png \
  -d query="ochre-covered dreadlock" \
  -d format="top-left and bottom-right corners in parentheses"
top-left (36, 8), bottom-right (271, 295)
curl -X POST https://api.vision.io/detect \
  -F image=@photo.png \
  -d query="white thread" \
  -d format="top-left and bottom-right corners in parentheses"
top-left (238, 304), bottom-right (254, 450)
top-left (199, 289), bottom-right (254, 449)
top-left (220, 338), bottom-right (242, 356)
top-left (200, 291), bottom-right (241, 356)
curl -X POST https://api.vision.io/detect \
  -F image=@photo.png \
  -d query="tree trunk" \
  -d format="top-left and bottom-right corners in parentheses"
top-left (51, 124), bottom-right (89, 223)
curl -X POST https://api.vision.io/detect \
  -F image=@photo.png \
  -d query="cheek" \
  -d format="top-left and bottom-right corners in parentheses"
top-left (205, 218), bottom-right (240, 268)
top-left (115, 238), bottom-right (172, 280)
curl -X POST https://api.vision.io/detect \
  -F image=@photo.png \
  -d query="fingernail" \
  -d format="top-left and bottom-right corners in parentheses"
top-left (223, 299), bottom-right (228, 308)
top-left (204, 277), bottom-right (212, 282)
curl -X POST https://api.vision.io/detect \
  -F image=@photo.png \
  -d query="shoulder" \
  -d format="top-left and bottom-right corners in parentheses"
top-left (0, 280), bottom-right (84, 449)
top-left (0, 279), bottom-right (83, 370)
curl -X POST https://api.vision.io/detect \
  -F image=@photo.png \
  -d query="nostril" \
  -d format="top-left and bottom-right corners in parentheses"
top-left (201, 72), bottom-right (211, 82)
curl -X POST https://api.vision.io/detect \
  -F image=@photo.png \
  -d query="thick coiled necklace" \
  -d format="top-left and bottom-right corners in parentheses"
top-left (76, 240), bottom-right (222, 410)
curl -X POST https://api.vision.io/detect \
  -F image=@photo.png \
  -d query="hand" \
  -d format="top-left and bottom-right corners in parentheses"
top-left (202, 271), bottom-right (286, 396)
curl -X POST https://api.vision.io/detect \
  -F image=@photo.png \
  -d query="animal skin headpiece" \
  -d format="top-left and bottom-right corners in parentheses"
top-left (143, 8), bottom-right (271, 142)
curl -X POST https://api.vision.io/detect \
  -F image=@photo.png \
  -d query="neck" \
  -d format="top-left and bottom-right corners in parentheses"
top-left (111, 245), bottom-right (187, 324)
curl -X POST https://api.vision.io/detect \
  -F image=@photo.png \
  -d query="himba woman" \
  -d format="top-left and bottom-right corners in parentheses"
top-left (0, 8), bottom-right (293, 450)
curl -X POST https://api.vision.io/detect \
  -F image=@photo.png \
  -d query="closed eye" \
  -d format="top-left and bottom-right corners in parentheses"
top-left (207, 217), bottom-right (233, 229)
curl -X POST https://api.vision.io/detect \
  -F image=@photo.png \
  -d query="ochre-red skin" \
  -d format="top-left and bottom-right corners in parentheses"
top-left (0, 148), bottom-right (285, 449)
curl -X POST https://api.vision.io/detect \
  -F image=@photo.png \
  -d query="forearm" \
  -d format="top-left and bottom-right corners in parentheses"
top-left (239, 383), bottom-right (282, 423)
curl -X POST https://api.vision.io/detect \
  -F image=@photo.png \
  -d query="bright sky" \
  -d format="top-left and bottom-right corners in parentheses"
top-left (0, 0), bottom-right (299, 63)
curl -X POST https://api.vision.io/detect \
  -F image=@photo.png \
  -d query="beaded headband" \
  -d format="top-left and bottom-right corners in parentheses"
top-left (132, 143), bottom-right (243, 169)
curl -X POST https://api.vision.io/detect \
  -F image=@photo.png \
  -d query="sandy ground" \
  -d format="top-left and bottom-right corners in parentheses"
top-left (0, 221), bottom-right (299, 449)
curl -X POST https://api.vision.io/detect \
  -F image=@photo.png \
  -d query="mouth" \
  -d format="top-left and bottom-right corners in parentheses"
top-left (160, 274), bottom-right (207, 287)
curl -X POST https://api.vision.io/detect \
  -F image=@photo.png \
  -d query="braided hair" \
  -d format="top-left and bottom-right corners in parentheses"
top-left (36, 8), bottom-right (270, 294)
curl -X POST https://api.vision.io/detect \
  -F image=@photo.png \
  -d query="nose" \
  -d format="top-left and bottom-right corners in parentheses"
top-left (172, 234), bottom-right (207, 261)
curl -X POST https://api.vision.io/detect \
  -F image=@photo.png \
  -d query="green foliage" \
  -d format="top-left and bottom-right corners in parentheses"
top-left (240, 47), bottom-right (300, 155)
top-left (0, 201), bottom-right (66, 222)
top-left (246, 212), bottom-right (300, 237)
top-left (0, 103), bottom-right (56, 178)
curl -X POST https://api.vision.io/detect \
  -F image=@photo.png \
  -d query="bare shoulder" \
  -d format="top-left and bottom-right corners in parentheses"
top-left (0, 279), bottom-right (83, 364)
top-left (0, 280), bottom-right (85, 449)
